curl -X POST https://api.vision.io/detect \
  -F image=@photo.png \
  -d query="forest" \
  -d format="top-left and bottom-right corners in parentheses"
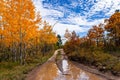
top-left (0, 0), bottom-right (58, 79)
top-left (64, 10), bottom-right (120, 76)
top-left (0, 0), bottom-right (120, 80)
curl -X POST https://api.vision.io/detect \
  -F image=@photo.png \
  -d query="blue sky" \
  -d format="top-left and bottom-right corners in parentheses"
top-left (33, 0), bottom-right (120, 37)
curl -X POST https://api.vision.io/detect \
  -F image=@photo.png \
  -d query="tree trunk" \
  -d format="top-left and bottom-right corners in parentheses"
top-left (19, 42), bottom-right (23, 65)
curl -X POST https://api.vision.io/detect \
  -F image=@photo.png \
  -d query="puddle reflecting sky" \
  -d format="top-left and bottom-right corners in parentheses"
top-left (27, 59), bottom-right (103, 80)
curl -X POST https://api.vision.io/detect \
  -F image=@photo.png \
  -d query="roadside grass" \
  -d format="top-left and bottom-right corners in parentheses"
top-left (65, 48), bottom-right (120, 76)
top-left (0, 52), bottom-right (53, 80)
top-left (55, 51), bottom-right (62, 61)
top-left (63, 40), bottom-right (120, 76)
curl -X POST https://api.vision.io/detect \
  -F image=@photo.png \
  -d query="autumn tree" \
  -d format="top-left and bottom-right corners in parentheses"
top-left (38, 21), bottom-right (57, 55)
top-left (64, 29), bottom-right (71, 41)
top-left (105, 10), bottom-right (120, 47)
top-left (1, 0), bottom-right (41, 64)
top-left (87, 26), bottom-right (97, 46)
top-left (0, 0), bottom-right (5, 52)
top-left (0, 0), bottom-right (58, 65)
top-left (71, 30), bottom-right (77, 40)
top-left (87, 24), bottom-right (104, 47)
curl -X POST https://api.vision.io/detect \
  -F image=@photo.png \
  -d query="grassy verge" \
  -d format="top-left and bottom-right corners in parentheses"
top-left (0, 52), bottom-right (53, 80)
top-left (63, 40), bottom-right (120, 76)
top-left (64, 48), bottom-right (120, 76)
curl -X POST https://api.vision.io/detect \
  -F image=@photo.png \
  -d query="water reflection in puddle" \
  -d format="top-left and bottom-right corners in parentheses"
top-left (56, 59), bottom-right (104, 80)
top-left (79, 72), bottom-right (89, 80)
top-left (27, 59), bottom-right (103, 80)
top-left (62, 59), bottom-right (69, 74)
top-left (55, 59), bottom-right (90, 80)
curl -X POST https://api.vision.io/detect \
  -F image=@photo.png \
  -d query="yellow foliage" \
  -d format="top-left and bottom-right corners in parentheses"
top-left (38, 21), bottom-right (57, 45)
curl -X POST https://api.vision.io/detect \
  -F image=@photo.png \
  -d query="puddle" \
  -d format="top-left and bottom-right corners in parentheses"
top-left (62, 59), bottom-right (69, 74)
top-left (79, 72), bottom-right (89, 80)
top-left (26, 56), bottom-right (103, 80)
top-left (54, 59), bottom-right (102, 80)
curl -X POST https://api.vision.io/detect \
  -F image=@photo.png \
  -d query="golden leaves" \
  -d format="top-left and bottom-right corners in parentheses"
top-left (0, 0), bottom-right (57, 48)
top-left (38, 21), bottom-right (57, 44)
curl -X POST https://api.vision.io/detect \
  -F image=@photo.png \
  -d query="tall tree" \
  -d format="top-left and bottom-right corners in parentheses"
top-left (2, 0), bottom-right (41, 64)
top-left (56, 34), bottom-right (62, 48)
top-left (105, 10), bottom-right (120, 46)
top-left (38, 21), bottom-right (57, 55)
top-left (87, 25), bottom-right (104, 47)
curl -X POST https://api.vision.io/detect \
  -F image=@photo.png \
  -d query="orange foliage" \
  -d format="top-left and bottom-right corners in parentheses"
top-left (0, 0), bottom-right (57, 47)
top-left (104, 11), bottom-right (120, 46)
top-left (87, 24), bottom-right (104, 46)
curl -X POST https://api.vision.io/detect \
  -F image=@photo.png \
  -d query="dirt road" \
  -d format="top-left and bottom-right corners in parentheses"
top-left (26, 49), bottom-right (119, 80)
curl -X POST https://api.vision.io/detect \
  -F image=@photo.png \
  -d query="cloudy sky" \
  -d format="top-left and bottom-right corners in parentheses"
top-left (33, 0), bottom-right (120, 37)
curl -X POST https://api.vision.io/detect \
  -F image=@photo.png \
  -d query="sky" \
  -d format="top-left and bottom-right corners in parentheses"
top-left (33, 0), bottom-right (120, 37)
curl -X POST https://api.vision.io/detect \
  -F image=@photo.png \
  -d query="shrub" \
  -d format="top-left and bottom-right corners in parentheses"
top-left (112, 62), bottom-right (120, 76)
top-left (64, 39), bottom-right (80, 54)
top-left (63, 40), bottom-right (120, 75)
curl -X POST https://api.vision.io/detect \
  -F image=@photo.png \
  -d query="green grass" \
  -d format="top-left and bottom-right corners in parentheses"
top-left (0, 52), bottom-right (53, 80)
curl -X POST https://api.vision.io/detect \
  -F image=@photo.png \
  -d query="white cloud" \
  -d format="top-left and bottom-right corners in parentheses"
top-left (42, 17), bottom-right (89, 36)
top-left (33, 0), bottom-right (63, 18)
top-left (33, 0), bottom-right (120, 37)
top-left (67, 15), bottom-right (87, 25)
top-left (63, 14), bottom-right (105, 26)
top-left (53, 23), bottom-right (89, 36)
top-left (86, 0), bottom-right (120, 17)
